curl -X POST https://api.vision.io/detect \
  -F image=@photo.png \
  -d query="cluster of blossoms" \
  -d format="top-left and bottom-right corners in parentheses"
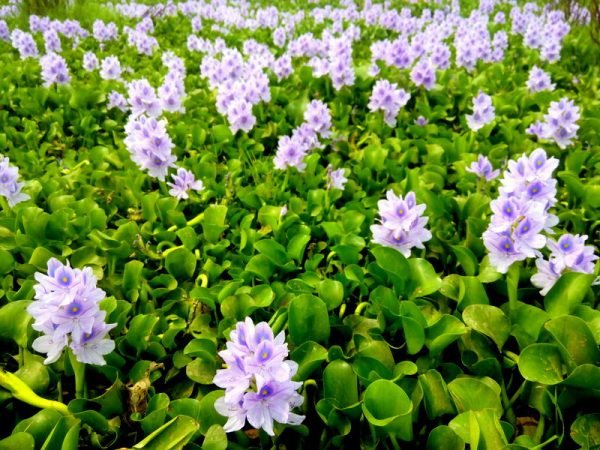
top-left (124, 115), bottom-right (176, 180)
top-left (531, 234), bottom-right (598, 295)
top-left (466, 92), bottom-right (495, 132)
top-left (107, 90), bottom-right (128, 112)
top-left (483, 149), bottom-right (559, 273)
top-left (124, 25), bottom-right (159, 56)
top-left (167, 168), bottom-right (204, 200)
top-left (82, 52), bottom-right (98, 71)
top-left (27, 258), bottom-right (116, 365)
top-left (326, 165), bottom-right (348, 191)
top-left (100, 55), bottom-right (122, 81)
top-left (368, 79), bottom-right (411, 127)
top-left (0, 20), bottom-right (9, 41)
top-left (273, 99), bottom-right (330, 172)
top-left (92, 19), bottom-right (118, 43)
top-left (511, 6), bottom-right (570, 62)
top-left (159, 51), bottom-right (187, 114)
top-left (10, 29), bottom-right (38, 59)
top-left (127, 79), bottom-right (162, 117)
top-left (39, 53), bottom-right (71, 87)
top-left (371, 191), bottom-right (432, 257)
top-left (213, 318), bottom-right (304, 436)
top-left (200, 47), bottom-right (271, 134)
top-left (43, 29), bottom-right (61, 53)
top-left (0, 156), bottom-right (29, 207)
top-left (466, 154), bottom-right (500, 181)
top-left (526, 66), bottom-right (555, 93)
top-left (527, 98), bottom-right (580, 149)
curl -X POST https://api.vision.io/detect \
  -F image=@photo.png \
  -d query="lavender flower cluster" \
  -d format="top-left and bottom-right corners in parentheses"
top-left (483, 149), bottom-right (559, 273)
top-left (0, 155), bottom-right (29, 207)
top-left (528, 98), bottom-right (580, 149)
top-left (39, 53), bottom-right (71, 87)
top-left (213, 318), bottom-right (304, 436)
top-left (368, 79), bottom-right (411, 127)
top-left (531, 234), bottom-right (598, 295)
top-left (27, 258), bottom-right (115, 365)
top-left (273, 99), bottom-right (330, 173)
top-left (124, 115), bottom-right (176, 180)
top-left (466, 92), bottom-right (495, 132)
top-left (371, 191), bottom-right (432, 257)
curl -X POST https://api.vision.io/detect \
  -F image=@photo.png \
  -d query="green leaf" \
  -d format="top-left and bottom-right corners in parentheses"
top-left (447, 377), bottom-right (503, 414)
top-left (126, 314), bottom-right (159, 355)
top-left (254, 239), bottom-right (291, 266)
top-left (323, 360), bottom-right (359, 409)
top-left (0, 300), bottom-right (32, 347)
top-left (425, 315), bottom-right (468, 356)
top-left (462, 305), bottom-right (511, 350)
top-left (317, 279), bottom-right (344, 311)
top-left (0, 432), bottom-right (35, 450)
top-left (202, 205), bottom-right (228, 243)
top-left (288, 294), bottom-right (330, 345)
top-left (408, 258), bottom-right (442, 298)
top-left (451, 245), bottom-right (478, 276)
top-left (291, 341), bottom-right (328, 381)
top-left (132, 415), bottom-right (199, 450)
top-left (202, 424), bottom-right (227, 450)
top-left (165, 248), bottom-right (197, 279)
top-left (186, 355), bottom-right (217, 385)
top-left (371, 246), bottom-right (409, 294)
top-left (362, 379), bottom-right (413, 440)
top-left (544, 315), bottom-right (600, 367)
top-left (544, 272), bottom-right (595, 318)
top-left (518, 343), bottom-right (565, 385)
top-left (426, 426), bottom-right (464, 450)
top-left (419, 370), bottom-right (456, 419)
top-left (571, 414), bottom-right (600, 449)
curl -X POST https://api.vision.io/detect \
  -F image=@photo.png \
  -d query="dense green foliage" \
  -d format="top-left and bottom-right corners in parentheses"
top-left (0, 1), bottom-right (600, 449)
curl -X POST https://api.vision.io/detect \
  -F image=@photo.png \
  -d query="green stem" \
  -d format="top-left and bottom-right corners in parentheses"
top-left (0, 368), bottom-right (69, 414)
top-left (532, 434), bottom-right (558, 450)
top-left (354, 302), bottom-right (370, 316)
top-left (389, 435), bottom-right (401, 450)
top-left (534, 415), bottom-right (545, 444)
top-left (507, 263), bottom-right (520, 313)
top-left (68, 349), bottom-right (86, 399)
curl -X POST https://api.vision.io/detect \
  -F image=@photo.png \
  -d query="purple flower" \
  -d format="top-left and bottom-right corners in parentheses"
top-left (326, 165), bottom-right (348, 190)
top-left (466, 155), bottom-right (500, 181)
top-left (107, 91), bottom-right (128, 112)
top-left (370, 190), bottom-right (432, 257)
top-left (213, 318), bottom-right (304, 436)
top-left (414, 116), bottom-right (428, 126)
top-left (10, 30), bottom-right (38, 59)
top-left (27, 258), bottom-right (115, 365)
top-left (410, 58), bottom-right (436, 90)
top-left (100, 56), bottom-right (122, 81)
top-left (466, 92), bottom-right (495, 132)
top-left (526, 66), bottom-right (555, 93)
top-left (83, 52), bottom-right (98, 71)
top-left (484, 149), bottom-right (559, 273)
top-left (167, 168), bottom-right (204, 200)
top-left (368, 79), bottom-right (411, 127)
top-left (532, 234), bottom-right (598, 295)
top-left (304, 99), bottom-right (332, 138)
top-left (124, 115), bottom-right (177, 180)
top-left (541, 98), bottom-right (580, 149)
top-left (226, 99), bottom-right (256, 134)
top-left (0, 156), bottom-right (29, 207)
top-left (127, 79), bottom-right (162, 117)
top-left (39, 53), bottom-right (71, 87)
top-left (273, 136), bottom-right (308, 172)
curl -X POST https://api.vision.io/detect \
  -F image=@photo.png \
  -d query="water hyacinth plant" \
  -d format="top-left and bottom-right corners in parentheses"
top-left (0, 0), bottom-right (599, 448)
